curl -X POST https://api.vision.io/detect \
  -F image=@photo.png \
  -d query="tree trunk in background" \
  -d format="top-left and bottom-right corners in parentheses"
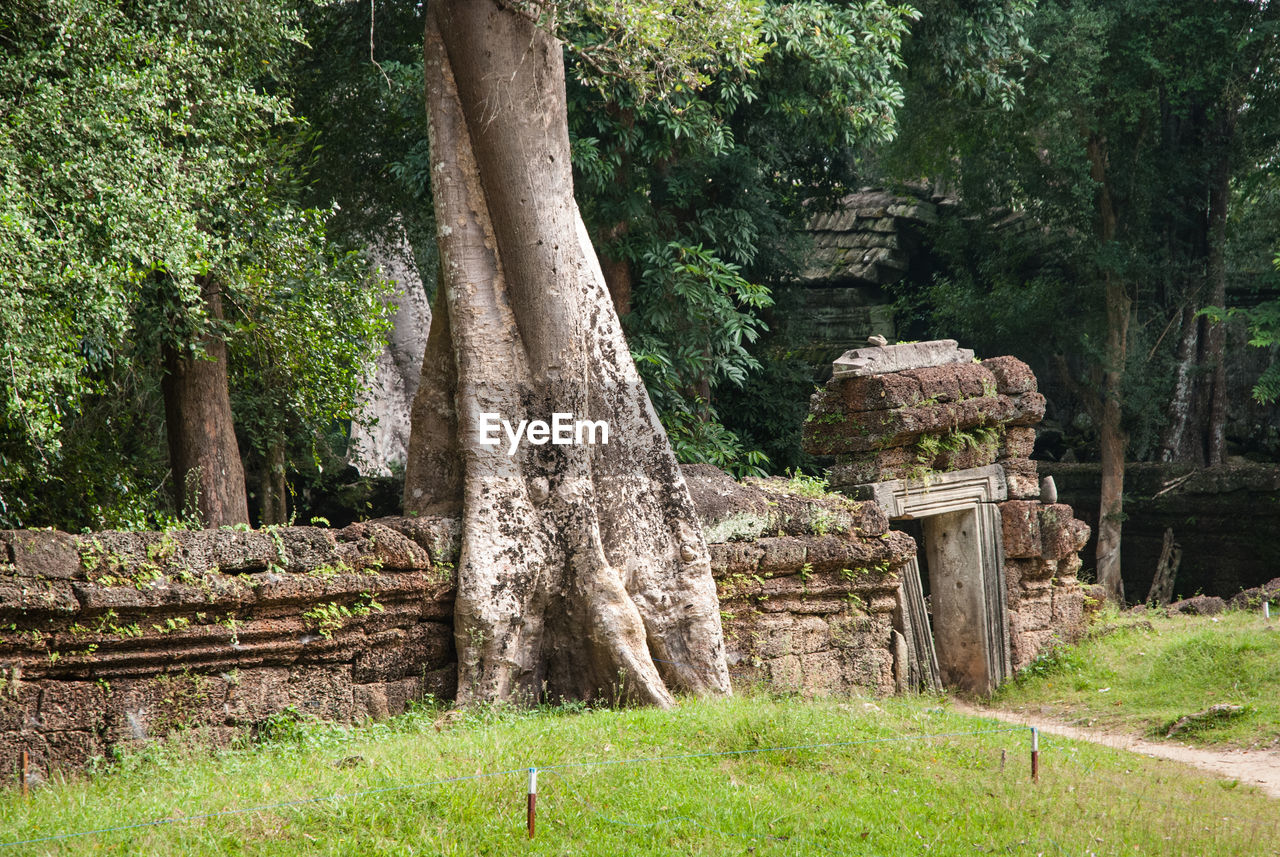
top-left (405, 0), bottom-right (729, 706)
top-left (1087, 134), bottom-right (1128, 603)
top-left (1203, 145), bottom-right (1231, 465)
top-left (1097, 273), bottom-right (1130, 603)
top-left (258, 441), bottom-right (289, 525)
top-left (1159, 304), bottom-right (1200, 463)
top-left (162, 276), bottom-right (250, 528)
top-left (599, 248), bottom-right (633, 317)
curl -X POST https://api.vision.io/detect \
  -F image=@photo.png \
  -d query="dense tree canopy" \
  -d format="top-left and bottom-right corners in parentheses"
top-left (881, 0), bottom-right (1280, 599)
top-left (0, 0), bottom-right (391, 528)
top-left (1, 0), bottom-right (1276, 627)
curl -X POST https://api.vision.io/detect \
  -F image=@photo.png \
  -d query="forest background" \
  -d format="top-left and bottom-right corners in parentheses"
top-left (2, 0), bottom-right (1277, 594)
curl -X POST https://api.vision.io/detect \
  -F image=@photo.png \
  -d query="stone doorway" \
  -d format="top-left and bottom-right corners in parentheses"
top-left (858, 465), bottom-right (1012, 695)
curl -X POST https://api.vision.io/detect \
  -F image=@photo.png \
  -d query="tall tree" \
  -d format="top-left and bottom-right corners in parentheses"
top-left (406, 0), bottom-right (748, 705)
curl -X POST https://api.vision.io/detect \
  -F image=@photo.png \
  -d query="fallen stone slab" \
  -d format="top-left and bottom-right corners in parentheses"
top-left (832, 339), bottom-right (975, 378)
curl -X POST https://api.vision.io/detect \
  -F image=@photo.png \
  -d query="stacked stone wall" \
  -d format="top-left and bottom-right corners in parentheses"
top-left (805, 355), bottom-right (1046, 498)
top-left (685, 465), bottom-right (915, 697)
top-left (0, 521), bottom-right (460, 782)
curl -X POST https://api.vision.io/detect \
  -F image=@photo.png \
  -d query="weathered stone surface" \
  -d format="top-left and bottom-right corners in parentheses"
top-left (709, 541), bottom-right (765, 576)
top-left (684, 464), bottom-right (886, 542)
top-left (982, 356), bottom-right (1037, 395)
top-left (0, 579), bottom-right (79, 618)
top-left (337, 522), bottom-right (431, 570)
top-left (1000, 426), bottom-right (1037, 460)
top-left (1228, 577), bottom-right (1280, 610)
top-left (1010, 627), bottom-right (1057, 673)
top-left (1038, 504), bottom-right (1090, 560)
top-left (804, 394), bottom-right (1044, 456)
top-left (7, 530), bottom-right (83, 581)
top-left (1169, 595), bottom-right (1227, 616)
top-left (353, 623), bottom-right (453, 684)
top-left (832, 339), bottom-right (974, 378)
top-left (1050, 581), bottom-right (1086, 638)
top-left (374, 516), bottom-right (462, 567)
top-left (806, 344), bottom-right (1088, 689)
top-left (1000, 501), bottom-right (1042, 559)
top-left (819, 371), bottom-right (927, 412)
top-left (1001, 459), bottom-right (1041, 500)
top-left (828, 448), bottom-right (917, 486)
top-left (685, 463), bottom-right (774, 542)
top-left (910, 363), bottom-right (996, 403)
top-left (828, 436), bottom-right (1004, 485)
top-left (815, 361), bottom-right (1000, 415)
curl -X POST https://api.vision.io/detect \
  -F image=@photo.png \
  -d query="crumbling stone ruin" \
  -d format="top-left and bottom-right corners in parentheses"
top-left (0, 340), bottom-right (1092, 780)
top-left (803, 339), bottom-right (1093, 690)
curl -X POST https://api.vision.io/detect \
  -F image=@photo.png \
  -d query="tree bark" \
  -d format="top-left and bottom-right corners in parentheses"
top-left (258, 441), bottom-right (289, 525)
top-left (162, 276), bottom-right (250, 528)
top-left (406, 0), bottom-right (729, 706)
top-left (1145, 528), bottom-right (1180, 606)
top-left (1202, 144), bottom-right (1231, 465)
top-left (1158, 303), bottom-right (1201, 463)
top-left (1087, 134), bottom-right (1129, 604)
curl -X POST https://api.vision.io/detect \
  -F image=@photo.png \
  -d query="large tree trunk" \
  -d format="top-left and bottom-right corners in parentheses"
top-left (406, 0), bottom-right (729, 707)
top-left (162, 276), bottom-right (250, 528)
top-left (1087, 134), bottom-right (1128, 603)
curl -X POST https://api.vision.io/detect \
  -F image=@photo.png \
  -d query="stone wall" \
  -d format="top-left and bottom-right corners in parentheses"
top-left (1042, 460), bottom-right (1280, 603)
top-left (0, 521), bottom-right (459, 782)
top-left (0, 468), bottom-right (913, 780)
top-left (685, 465), bottom-right (916, 697)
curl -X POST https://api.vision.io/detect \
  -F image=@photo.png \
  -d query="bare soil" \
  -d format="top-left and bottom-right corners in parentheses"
top-left (955, 701), bottom-right (1280, 799)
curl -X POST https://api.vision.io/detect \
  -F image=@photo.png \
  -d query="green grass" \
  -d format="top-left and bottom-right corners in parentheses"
top-left (1, 694), bottom-right (1276, 855)
top-left (993, 609), bottom-right (1280, 748)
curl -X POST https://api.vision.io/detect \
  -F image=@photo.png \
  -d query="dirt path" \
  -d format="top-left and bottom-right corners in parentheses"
top-left (953, 702), bottom-right (1280, 799)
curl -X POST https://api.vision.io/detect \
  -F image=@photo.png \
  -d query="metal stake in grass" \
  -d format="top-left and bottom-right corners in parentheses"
top-left (1265, 601), bottom-right (1271, 620)
top-left (1030, 727), bottom-right (1039, 783)
top-left (527, 767), bottom-right (537, 839)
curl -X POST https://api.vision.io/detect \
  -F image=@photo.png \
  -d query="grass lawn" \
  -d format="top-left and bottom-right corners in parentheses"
top-left (1, 693), bottom-right (1276, 856)
top-left (991, 608), bottom-right (1280, 749)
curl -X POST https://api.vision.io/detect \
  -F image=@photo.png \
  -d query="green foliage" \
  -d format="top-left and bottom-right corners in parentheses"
top-left (301, 594), bottom-right (384, 640)
top-left (780, 468), bottom-right (830, 498)
top-left (628, 242), bottom-right (773, 430)
top-left (555, 0), bottom-right (769, 102)
top-left (656, 401), bottom-right (769, 478)
top-left (994, 610), bottom-right (1280, 749)
top-left (0, 0), bottom-right (393, 528)
top-left (570, 0), bottom-right (918, 472)
top-left (290, 1), bottom-right (437, 271)
top-left (884, 0), bottom-right (1280, 462)
top-left (1202, 295), bottom-right (1280, 404)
